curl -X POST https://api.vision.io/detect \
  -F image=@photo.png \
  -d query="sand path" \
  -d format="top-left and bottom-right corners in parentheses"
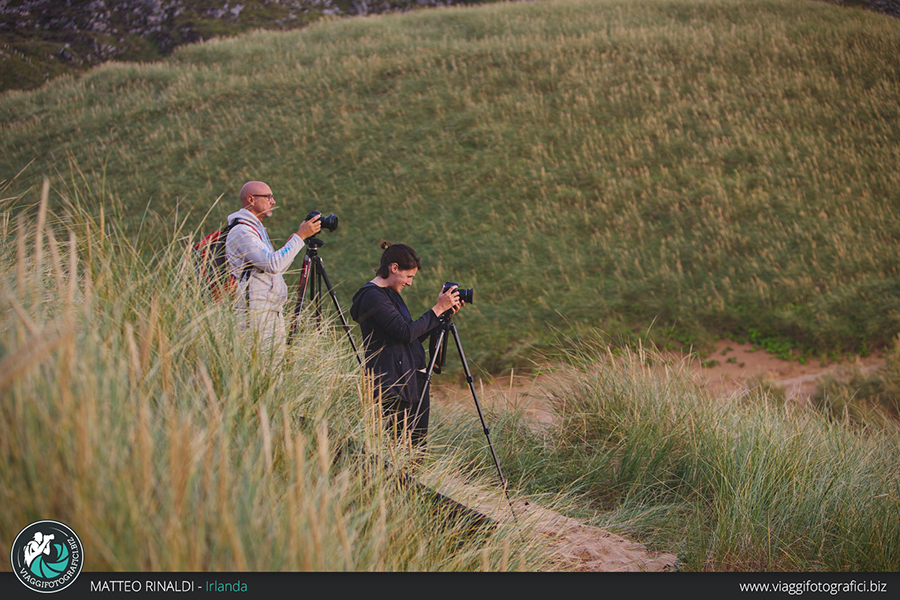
top-left (419, 470), bottom-right (678, 572)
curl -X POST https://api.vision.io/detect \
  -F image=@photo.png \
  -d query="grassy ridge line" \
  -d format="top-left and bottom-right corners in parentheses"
top-left (0, 0), bottom-right (490, 93)
top-left (2, 0), bottom-right (900, 371)
top-left (1, 1), bottom-right (896, 94)
top-left (436, 345), bottom-right (900, 571)
top-left (0, 182), bottom-right (546, 571)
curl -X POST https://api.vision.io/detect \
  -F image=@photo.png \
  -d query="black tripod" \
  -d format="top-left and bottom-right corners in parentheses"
top-left (288, 237), bottom-right (360, 363)
top-left (417, 315), bottom-right (518, 521)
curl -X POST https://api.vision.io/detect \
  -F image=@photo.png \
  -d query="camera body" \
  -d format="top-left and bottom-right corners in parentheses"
top-left (306, 210), bottom-right (338, 233)
top-left (443, 281), bottom-right (474, 305)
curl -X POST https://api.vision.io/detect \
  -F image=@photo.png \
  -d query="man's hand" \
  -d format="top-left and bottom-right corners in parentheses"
top-left (297, 214), bottom-right (322, 239)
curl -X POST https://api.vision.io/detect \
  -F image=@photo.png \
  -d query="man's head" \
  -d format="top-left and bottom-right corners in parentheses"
top-left (240, 181), bottom-right (276, 219)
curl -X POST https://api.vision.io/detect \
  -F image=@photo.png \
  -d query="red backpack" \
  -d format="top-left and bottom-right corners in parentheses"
top-left (193, 220), bottom-right (253, 301)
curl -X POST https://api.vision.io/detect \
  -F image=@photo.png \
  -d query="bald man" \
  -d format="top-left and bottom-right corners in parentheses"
top-left (225, 181), bottom-right (321, 356)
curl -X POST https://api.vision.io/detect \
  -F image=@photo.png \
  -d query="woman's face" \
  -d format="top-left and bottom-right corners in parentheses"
top-left (386, 265), bottom-right (418, 293)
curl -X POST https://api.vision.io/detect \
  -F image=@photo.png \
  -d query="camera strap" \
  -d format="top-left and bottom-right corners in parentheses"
top-left (225, 219), bottom-right (262, 311)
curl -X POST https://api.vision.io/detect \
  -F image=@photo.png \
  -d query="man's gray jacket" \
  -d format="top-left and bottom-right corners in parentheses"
top-left (224, 208), bottom-right (304, 313)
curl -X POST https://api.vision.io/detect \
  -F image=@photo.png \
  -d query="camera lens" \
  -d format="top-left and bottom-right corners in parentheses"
top-left (443, 281), bottom-right (474, 305)
top-left (306, 211), bottom-right (338, 233)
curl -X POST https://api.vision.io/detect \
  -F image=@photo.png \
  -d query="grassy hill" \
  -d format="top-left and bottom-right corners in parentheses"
top-left (2, 0), bottom-right (900, 373)
top-left (2, 2), bottom-right (897, 95)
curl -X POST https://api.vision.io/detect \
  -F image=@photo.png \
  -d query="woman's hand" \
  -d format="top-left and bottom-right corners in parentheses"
top-left (432, 284), bottom-right (463, 317)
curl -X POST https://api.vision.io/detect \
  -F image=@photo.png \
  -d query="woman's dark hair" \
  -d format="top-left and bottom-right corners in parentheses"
top-left (376, 241), bottom-right (421, 278)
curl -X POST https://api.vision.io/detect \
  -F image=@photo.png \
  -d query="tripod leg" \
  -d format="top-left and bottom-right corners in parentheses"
top-left (415, 325), bottom-right (446, 417)
top-left (314, 256), bottom-right (361, 364)
top-left (448, 324), bottom-right (510, 493)
top-left (312, 261), bottom-right (323, 326)
top-left (289, 253), bottom-right (312, 344)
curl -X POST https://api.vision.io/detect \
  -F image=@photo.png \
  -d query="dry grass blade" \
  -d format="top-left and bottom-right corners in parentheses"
top-left (0, 325), bottom-right (74, 391)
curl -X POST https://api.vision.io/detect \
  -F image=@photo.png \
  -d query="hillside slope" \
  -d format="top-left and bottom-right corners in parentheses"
top-left (2, 0), bottom-right (900, 371)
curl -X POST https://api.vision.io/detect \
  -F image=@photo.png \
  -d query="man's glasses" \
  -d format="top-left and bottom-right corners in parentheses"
top-left (250, 194), bottom-right (274, 201)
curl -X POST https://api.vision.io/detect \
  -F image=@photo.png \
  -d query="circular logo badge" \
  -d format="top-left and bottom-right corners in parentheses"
top-left (10, 520), bottom-right (84, 593)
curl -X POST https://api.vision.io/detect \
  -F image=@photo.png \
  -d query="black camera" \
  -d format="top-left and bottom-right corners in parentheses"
top-left (443, 281), bottom-right (474, 305)
top-left (306, 210), bottom-right (338, 233)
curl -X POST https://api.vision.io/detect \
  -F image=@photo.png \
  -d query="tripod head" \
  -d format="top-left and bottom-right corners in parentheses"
top-left (305, 236), bottom-right (325, 251)
top-left (289, 236), bottom-right (361, 363)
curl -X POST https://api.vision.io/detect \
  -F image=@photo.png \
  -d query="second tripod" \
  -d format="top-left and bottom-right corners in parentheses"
top-left (417, 315), bottom-right (517, 521)
top-left (288, 236), bottom-right (360, 363)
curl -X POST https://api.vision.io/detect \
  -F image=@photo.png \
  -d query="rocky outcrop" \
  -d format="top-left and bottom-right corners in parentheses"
top-left (833, 0), bottom-right (900, 19)
top-left (0, 0), bottom-right (475, 91)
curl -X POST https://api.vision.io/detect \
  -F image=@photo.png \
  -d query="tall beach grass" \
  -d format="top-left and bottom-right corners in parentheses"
top-left (0, 182), bottom-right (547, 571)
top-left (4, 178), bottom-right (898, 572)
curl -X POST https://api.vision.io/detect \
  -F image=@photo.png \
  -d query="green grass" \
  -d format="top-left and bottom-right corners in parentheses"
top-left (812, 334), bottom-right (900, 424)
top-left (434, 342), bottom-right (900, 571)
top-left (2, 0), bottom-right (899, 374)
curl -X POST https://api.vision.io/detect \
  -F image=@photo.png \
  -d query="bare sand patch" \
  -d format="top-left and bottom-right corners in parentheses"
top-left (691, 339), bottom-right (885, 401)
top-left (432, 340), bottom-right (887, 419)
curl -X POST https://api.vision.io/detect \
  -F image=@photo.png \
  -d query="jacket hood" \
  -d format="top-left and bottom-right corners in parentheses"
top-left (350, 282), bottom-right (381, 321)
top-left (227, 208), bottom-right (263, 228)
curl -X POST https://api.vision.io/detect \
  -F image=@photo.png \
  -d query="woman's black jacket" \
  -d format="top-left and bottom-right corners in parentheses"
top-left (350, 282), bottom-right (441, 405)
